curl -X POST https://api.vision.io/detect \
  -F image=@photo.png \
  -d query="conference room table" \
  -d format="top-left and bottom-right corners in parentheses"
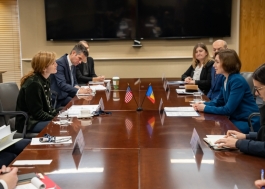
top-left (12, 78), bottom-right (265, 189)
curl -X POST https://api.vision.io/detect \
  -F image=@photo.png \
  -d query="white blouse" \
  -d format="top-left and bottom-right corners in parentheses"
top-left (192, 65), bottom-right (203, 80)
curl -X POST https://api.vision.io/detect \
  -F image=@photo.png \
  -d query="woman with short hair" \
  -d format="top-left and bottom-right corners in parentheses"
top-left (193, 49), bottom-right (260, 134)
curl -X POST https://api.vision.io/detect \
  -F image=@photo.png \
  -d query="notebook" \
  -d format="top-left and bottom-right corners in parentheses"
top-left (203, 135), bottom-right (229, 150)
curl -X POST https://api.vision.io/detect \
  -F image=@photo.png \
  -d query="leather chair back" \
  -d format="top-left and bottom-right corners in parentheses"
top-left (240, 72), bottom-right (254, 94)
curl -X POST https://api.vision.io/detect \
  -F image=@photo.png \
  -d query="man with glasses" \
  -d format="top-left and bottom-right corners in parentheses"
top-left (76, 40), bottom-right (105, 85)
top-left (51, 43), bottom-right (92, 108)
top-left (207, 39), bottom-right (227, 100)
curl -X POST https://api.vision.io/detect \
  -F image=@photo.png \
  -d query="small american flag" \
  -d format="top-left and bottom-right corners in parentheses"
top-left (125, 86), bottom-right (133, 103)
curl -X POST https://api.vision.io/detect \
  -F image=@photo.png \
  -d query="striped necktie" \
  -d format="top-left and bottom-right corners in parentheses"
top-left (70, 65), bottom-right (75, 86)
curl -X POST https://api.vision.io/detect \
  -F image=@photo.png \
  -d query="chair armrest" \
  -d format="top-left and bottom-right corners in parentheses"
top-left (248, 112), bottom-right (261, 132)
top-left (0, 111), bottom-right (28, 138)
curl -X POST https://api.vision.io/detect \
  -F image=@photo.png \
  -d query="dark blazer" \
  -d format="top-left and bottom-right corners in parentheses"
top-left (236, 105), bottom-right (265, 157)
top-left (207, 66), bottom-right (224, 100)
top-left (15, 74), bottom-right (57, 132)
top-left (50, 54), bottom-right (78, 101)
top-left (204, 73), bottom-right (260, 134)
top-left (181, 60), bottom-right (214, 94)
top-left (76, 57), bottom-right (97, 84)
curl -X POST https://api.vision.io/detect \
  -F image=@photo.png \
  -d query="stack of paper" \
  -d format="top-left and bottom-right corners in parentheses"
top-left (167, 81), bottom-right (185, 85)
top-left (176, 89), bottom-right (194, 95)
top-left (67, 105), bottom-right (99, 117)
top-left (203, 135), bottom-right (228, 150)
top-left (0, 125), bottom-right (22, 151)
top-left (82, 85), bottom-right (106, 91)
top-left (164, 107), bottom-right (199, 117)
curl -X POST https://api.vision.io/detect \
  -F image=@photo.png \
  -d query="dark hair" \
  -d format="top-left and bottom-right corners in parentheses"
top-left (215, 49), bottom-right (241, 74)
top-left (253, 63), bottom-right (265, 85)
top-left (71, 43), bottom-right (89, 57)
top-left (192, 43), bottom-right (212, 68)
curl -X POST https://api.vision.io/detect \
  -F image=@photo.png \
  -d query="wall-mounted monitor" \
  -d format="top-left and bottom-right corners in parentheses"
top-left (44, 0), bottom-right (232, 41)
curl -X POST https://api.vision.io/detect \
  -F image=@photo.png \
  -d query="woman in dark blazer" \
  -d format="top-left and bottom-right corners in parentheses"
top-left (181, 43), bottom-right (214, 94)
top-left (15, 51), bottom-right (58, 133)
top-left (214, 63), bottom-right (265, 158)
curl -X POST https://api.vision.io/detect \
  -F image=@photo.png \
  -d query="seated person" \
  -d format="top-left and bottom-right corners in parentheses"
top-left (50, 43), bottom-right (92, 108)
top-left (181, 43), bottom-right (214, 94)
top-left (193, 49), bottom-right (260, 134)
top-left (207, 39), bottom-right (227, 100)
top-left (15, 51), bottom-right (58, 133)
top-left (0, 165), bottom-right (18, 189)
top-left (76, 41), bottom-right (105, 85)
top-left (0, 139), bottom-right (30, 167)
top-left (215, 63), bottom-right (265, 157)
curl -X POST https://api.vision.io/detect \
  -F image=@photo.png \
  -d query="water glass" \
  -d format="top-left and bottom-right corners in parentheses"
top-left (193, 92), bottom-right (202, 102)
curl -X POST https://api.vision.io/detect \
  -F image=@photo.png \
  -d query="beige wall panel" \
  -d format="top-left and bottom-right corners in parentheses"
top-left (19, 0), bottom-right (239, 78)
top-left (239, 0), bottom-right (265, 71)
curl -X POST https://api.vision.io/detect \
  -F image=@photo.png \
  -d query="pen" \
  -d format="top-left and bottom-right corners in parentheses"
top-left (261, 169), bottom-right (265, 189)
top-left (230, 133), bottom-right (237, 139)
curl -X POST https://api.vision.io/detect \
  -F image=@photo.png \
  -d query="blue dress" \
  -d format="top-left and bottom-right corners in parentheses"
top-left (204, 73), bottom-right (260, 133)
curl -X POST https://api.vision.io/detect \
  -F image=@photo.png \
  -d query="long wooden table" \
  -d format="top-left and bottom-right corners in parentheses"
top-left (13, 78), bottom-right (264, 189)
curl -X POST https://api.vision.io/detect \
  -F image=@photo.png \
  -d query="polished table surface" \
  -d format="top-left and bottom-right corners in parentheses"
top-left (13, 78), bottom-right (265, 189)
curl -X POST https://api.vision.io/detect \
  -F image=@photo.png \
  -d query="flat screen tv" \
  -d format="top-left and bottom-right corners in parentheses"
top-left (44, 0), bottom-right (232, 41)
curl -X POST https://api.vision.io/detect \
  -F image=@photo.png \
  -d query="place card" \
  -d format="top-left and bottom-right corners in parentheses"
top-left (99, 97), bottom-right (105, 111)
top-left (190, 128), bottom-right (203, 155)
top-left (72, 129), bottom-right (85, 155)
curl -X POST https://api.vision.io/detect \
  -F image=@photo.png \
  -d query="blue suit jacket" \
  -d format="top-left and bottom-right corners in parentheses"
top-left (204, 73), bottom-right (260, 133)
top-left (50, 54), bottom-right (78, 101)
top-left (207, 66), bottom-right (224, 100)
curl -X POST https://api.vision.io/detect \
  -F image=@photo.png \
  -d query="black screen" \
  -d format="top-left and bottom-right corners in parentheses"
top-left (44, 0), bottom-right (232, 41)
top-left (45, 0), bottom-right (136, 40)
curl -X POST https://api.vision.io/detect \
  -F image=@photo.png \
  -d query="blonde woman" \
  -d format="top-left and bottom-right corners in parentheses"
top-left (15, 51), bottom-right (58, 133)
top-left (181, 43), bottom-right (214, 94)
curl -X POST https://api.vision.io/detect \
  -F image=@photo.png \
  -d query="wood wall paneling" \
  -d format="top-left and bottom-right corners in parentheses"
top-left (240, 0), bottom-right (265, 71)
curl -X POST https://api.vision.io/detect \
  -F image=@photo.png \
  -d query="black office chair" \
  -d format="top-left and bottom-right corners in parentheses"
top-left (0, 82), bottom-right (37, 139)
top-left (248, 104), bottom-right (265, 132)
top-left (240, 72), bottom-right (254, 95)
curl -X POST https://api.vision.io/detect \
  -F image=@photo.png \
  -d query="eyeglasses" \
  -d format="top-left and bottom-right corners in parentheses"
top-left (39, 133), bottom-right (71, 143)
top-left (254, 86), bottom-right (265, 95)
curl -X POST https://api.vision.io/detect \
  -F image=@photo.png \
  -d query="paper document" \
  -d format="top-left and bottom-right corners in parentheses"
top-left (0, 125), bottom-right (22, 151)
top-left (176, 89), bottom-right (194, 95)
top-left (88, 81), bottom-right (104, 85)
top-left (164, 107), bottom-right (195, 112)
top-left (165, 111), bottom-right (199, 117)
top-left (67, 105), bottom-right (99, 117)
top-left (82, 85), bottom-right (106, 91)
top-left (13, 160), bottom-right (52, 165)
top-left (164, 106), bottom-right (199, 117)
top-left (167, 81), bottom-right (185, 85)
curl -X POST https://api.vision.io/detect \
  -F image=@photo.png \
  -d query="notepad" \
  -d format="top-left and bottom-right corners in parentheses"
top-left (0, 125), bottom-right (22, 151)
top-left (203, 135), bottom-right (229, 150)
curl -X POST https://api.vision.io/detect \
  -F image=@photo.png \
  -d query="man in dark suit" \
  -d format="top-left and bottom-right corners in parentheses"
top-left (76, 41), bottom-right (105, 85)
top-left (207, 39), bottom-right (227, 100)
top-left (51, 43), bottom-right (92, 108)
top-left (0, 165), bottom-right (18, 189)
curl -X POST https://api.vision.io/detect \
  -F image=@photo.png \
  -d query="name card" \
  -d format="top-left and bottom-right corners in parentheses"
top-left (190, 128), bottom-right (202, 154)
top-left (99, 97), bottom-right (105, 111)
top-left (72, 129), bottom-right (85, 155)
